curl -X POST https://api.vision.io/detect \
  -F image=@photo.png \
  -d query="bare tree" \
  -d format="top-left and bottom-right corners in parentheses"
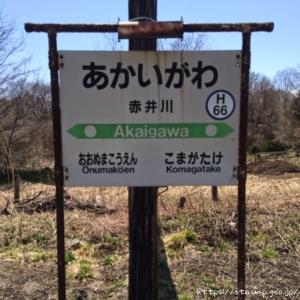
top-left (273, 67), bottom-right (300, 144)
top-left (274, 66), bottom-right (300, 92)
top-left (0, 8), bottom-right (34, 190)
top-left (0, 11), bottom-right (28, 94)
top-left (290, 92), bottom-right (300, 123)
top-left (0, 80), bottom-right (52, 185)
top-left (248, 72), bottom-right (280, 150)
top-left (158, 33), bottom-right (206, 51)
top-left (102, 33), bottom-right (126, 51)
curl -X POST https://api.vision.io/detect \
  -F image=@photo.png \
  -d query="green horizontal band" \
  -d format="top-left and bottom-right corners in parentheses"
top-left (67, 123), bottom-right (234, 139)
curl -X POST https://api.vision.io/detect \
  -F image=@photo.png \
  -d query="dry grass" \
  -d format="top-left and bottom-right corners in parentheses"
top-left (0, 173), bottom-right (299, 299)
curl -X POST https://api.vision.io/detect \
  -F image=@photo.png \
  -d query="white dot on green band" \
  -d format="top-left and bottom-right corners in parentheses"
top-left (84, 125), bottom-right (97, 138)
top-left (205, 124), bottom-right (217, 137)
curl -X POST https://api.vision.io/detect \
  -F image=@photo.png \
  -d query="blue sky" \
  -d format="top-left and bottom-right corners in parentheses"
top-left (2, 0), bottom-right (300, 81)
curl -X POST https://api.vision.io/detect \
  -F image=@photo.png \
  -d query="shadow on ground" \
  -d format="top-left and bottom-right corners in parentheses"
top-left (158, 236), bottom-right (178, 300)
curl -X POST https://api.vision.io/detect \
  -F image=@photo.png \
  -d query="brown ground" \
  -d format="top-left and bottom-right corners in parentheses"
top-left (248, 160), bottom-right (300, 175)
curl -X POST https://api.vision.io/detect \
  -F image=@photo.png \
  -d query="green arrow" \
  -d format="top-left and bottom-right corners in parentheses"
top-left (67, 123), bottom-right (234, 139)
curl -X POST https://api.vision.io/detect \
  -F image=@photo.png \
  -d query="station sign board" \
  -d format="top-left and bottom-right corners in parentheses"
top-left (59, 51), bottom-right (241, 186)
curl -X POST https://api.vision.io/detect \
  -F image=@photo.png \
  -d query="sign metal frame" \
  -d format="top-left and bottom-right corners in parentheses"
top-left (25, 21), bottom-right (274, 300)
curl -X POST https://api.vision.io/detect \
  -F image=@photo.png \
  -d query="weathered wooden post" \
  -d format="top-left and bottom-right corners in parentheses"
top-left (211, 185), bottom-right (219, 202)
top-left (13, 174), bottom-right (21, 202)
top-left (128, 1), bottom-right (158, 299)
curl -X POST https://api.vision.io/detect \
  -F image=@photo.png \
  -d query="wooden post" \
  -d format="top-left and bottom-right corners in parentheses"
top-left (211, 186), bottom-right (219, 202)
top-left (128, 1), bottom-right (158, 300)
top-left (14, 173), bottom-right (21, 202)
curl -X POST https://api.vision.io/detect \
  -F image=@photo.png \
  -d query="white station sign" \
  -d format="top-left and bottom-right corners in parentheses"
top-left (59, 51), bottom-right (241, 186)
